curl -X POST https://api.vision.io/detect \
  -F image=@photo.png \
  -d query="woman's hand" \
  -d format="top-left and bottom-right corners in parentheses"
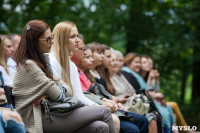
top-left (0, 88), bottom-right (5, 95)
top-left (33, 94), bottom-right (48, 106)
top-left (112, 96), bottom-right (118, 103)
top-left (102, 98), bottom-right (118, 113)
top-left (117, 103), bottom-right (128, 111)
top-left (118, 94), bottom-right (130, 104)
top-left (2, 110), bottom-right (23, 123)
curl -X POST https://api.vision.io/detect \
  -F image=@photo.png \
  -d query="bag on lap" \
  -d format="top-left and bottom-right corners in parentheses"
top-left (87, 83), bottom-right (113, 100)
top-left (41, 97), bottom-right (85, 133)
top-left (124, 94), bottom-right (150, 115)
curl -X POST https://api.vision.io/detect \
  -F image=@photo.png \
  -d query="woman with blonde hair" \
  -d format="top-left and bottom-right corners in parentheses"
top-left (0, 35), bottom-right (15, 87)
top-left (0, 35), bottom-right (15, 108)
top-left (50, 21), bottom-right (117, 133)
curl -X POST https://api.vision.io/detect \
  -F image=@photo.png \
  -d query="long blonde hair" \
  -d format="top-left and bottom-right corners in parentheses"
top-left (0, 35), bottom-right (8, 74)
top-left (52, 21), bottom-right (75, 89)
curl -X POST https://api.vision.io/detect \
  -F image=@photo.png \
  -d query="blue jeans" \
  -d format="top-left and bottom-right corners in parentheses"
top-left (119, 110), bottom-right (149, 133)
top-left (0, 111), bottom-right (25, 133)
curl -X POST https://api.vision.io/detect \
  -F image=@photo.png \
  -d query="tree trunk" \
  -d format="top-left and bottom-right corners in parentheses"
top-left (192, 47), bottom-right (200, 102)
top-left (180, 73), bottom-right (187, 102)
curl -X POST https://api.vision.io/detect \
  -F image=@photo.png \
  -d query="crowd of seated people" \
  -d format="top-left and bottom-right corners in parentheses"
top-left (0, 20), bottom-right (197, 133)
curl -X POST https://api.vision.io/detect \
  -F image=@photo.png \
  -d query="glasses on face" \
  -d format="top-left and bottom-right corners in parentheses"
top-left (148, 89), bottom-right (155, 92)
top-left (39, 34), bottom-right (54, 44)
top-left (154, 97), bottom-right (164, 102)
top-left (78, 47), bottom-right (86, 51)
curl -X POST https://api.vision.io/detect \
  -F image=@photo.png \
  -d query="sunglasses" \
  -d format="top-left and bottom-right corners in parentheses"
top-left (148, 89), bottom-right (155, 92)
top-left (154, 97), bottom-right (164, 101)
top-left (39, 34), bottom-right (54, 44)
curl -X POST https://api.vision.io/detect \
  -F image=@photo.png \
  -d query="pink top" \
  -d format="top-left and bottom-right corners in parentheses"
top-left (78, 68), bottom-right (92, 91)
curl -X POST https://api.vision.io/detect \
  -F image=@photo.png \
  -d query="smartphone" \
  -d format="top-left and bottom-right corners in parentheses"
top-left (152, 64), bottom-right (157, 70)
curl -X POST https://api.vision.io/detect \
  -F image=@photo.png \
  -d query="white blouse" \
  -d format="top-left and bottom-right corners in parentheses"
top-left (49, 52), bottom-right (95, 106)
top-left (0, 65), bottom-right (15, 87)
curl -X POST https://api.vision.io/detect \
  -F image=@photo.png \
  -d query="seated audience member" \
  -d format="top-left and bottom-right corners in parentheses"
top-left (0, 35), bottom-right (15, 108)
top-left (144, 56), bottom-right (193, 133)
top-left (101, 48), bottom-right (158, 133)
top-left (121, 53), bottom-right (148, 91)
top-left (120, 52), bottom-right (163, 133)
top-left (140, 55), bottom-right (160, 91)
top-left (82, 43), bottom-right (149, 133)
top-left (120, 53), bottom-right (143, 93)
top-left (13, 20), bottom-right (116, 133)
top-left (151, 92), bottom-right (178, 133)
top-left (0, 35), bottom-right (15, 87)
top-left (109, 51), bottom-right (136, 101)
top-left (7, 34), bottom-right (21, 70)
top-left (71, 35), bottom-right (117, 108)
top-left (0, 110), bottom-right (25, 133)
top-left (49, 21), bottom-right (118, 133)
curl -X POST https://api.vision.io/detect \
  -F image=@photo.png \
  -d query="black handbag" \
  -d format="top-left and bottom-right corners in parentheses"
top-left (114, 111), bottom-right (135, 123)
top-left (41, 97), bottom-right (85, 117)
top-left (88, 83), bottom-right (113, 100)
top-left (41, 97), bottom-right (85, 133)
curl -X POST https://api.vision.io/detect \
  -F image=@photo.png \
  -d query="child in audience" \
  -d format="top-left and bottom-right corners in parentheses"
top-left (13, 20), bottom-right (115, 133)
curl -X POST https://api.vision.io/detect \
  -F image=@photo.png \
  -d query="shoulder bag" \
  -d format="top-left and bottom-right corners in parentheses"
top-left (41, 97), bottom-right (85, 133)
top-left (124, 94), bottom-right (150, 115)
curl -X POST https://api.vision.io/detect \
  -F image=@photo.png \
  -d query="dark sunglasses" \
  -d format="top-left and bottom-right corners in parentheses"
top-left (148, 89), bottom-right (155, 92)
top-left (154, 97), bottom-right (164, 101)
top-left (39, 34), bottom-right (54, 44)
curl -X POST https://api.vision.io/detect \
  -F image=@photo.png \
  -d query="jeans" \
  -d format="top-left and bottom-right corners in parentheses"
top-left (0, 111), bottom-right (25, 133)
top-left (119, 110), bottom-right (149, 133)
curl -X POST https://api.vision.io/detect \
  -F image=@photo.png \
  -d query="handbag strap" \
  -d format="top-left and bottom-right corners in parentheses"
top-left (41, 99), bottom-right (54, 122)
top-left (0, 71), bottom-right (4, 87)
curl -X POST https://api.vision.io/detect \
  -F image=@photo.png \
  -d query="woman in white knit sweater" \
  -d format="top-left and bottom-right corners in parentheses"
top-left (13, 20), bottom-right (115, 133)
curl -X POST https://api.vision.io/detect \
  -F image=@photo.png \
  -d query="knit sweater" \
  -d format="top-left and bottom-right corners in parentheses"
top-left (13, 60), bottom-right (72, 133)
top-left (110, 73), bottom-right (136, 99)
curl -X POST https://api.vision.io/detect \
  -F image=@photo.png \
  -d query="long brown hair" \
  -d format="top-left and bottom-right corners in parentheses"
top-left (16, 20), bottom-right (53, 79)
top-left (96, 45), bottom-right (116, 95)
top-left (87, 43), bottom-right (116, 94)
